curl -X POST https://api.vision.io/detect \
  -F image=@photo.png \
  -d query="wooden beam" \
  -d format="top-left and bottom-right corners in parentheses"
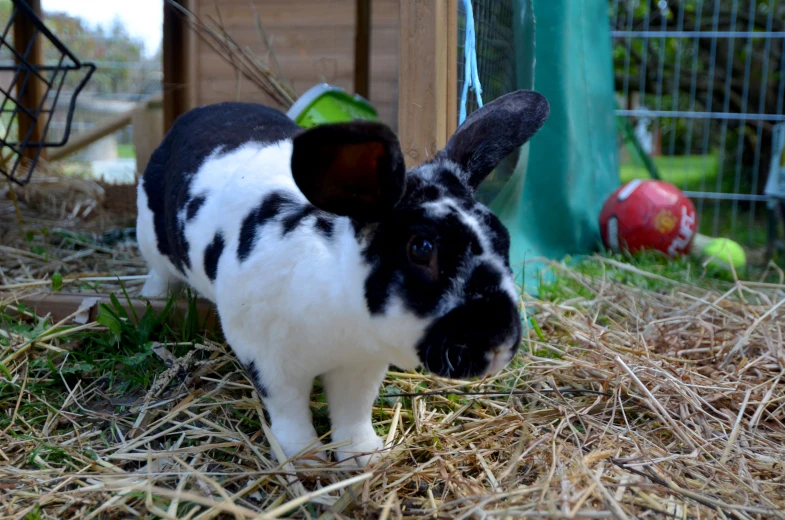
top-left (48, 95), bottom-right (162, 162)
top-left (12, 292), bottom-right (220, 333)
top-left (446, 2), bottom-right (458, 139)
top-left (132, 97), bottom-right (164, 175)
top-left (163, 0), bottom-right (199, 132)
top-left (48, 111), bottom-right (132, 162)
top-left (354, 0), bottom-right (371, 98)
top-left (398, 0), bottom-right (458, 169)
top-left (12, 0), bottom-right (45, 160)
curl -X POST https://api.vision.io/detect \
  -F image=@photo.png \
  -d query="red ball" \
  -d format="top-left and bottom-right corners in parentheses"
top-left (599, 179), bottom-right (698, 256)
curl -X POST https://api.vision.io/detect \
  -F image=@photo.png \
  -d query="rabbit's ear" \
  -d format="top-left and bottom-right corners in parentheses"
top-left (440, 90), bottom-right (549, 190)
top-left (291, 122), bottom-right (406, 221)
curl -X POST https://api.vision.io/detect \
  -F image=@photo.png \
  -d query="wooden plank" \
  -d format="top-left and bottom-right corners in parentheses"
top-left (13, 292), bottom-right (220, 332)
top-left (398, 0), bottom-right (456, 168)
top-left (446, 1), bottom-right (458, 138)
top-left (196, 53), bottom-right (404, 87)
top-left (164, 0), bottom-right (199, 132)
top-left (199, 77), bottom-right (399, 102)
top-left (198, 0), bottom-right (355, 26)
top-left (199, 0), bottom-right (399, 22)
top-left (48, 95), bottom-right (162, 162)
top-left (194, 0), bottom-right (402, 128)
top-left (354, 0), bottom-right (371, 98)
top-left (131, 101), bottom-right (164, 176)
top-left (434, 0), bottom-right (448, 151)
top-left (187, 0), bottom-right (200, 110)
top-left (192, 25), bottom-right (386, 54)
top-left (48, 112), bottom-right (132, 161)
top-left (12, 0), bottom-right (44, 160)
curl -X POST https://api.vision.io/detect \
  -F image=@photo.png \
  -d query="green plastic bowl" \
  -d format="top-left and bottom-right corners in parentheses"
top-left (287, 83), bottom-right (378, 128)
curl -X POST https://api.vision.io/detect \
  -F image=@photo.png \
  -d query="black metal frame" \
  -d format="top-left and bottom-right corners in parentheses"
top-left (0, 0), bottom-right (95, 185)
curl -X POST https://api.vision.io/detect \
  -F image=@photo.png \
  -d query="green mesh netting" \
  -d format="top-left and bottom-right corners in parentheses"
top-left (459, 0), bottom-right (620, 295)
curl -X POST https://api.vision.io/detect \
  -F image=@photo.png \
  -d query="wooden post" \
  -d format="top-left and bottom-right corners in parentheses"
top-left (132, 96), bottom-right (164, 175)
top-left (12, 0), bottom-right (45, 159)
top-left (48, 94), bottom-right (163, 163)
top-left (398, 0), bottom-right (458, 169)
top-left (446, 3), bottom-right (458, 143)
top-left (354, 0), bottom-right (371, 98)
top-left (163, 0), bottom-right (199, 132)
top-left (14, 292), bottom-right (220, 333)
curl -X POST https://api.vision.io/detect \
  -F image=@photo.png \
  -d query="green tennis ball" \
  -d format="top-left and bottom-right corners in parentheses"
top-left (700, 238), bottom-right (746, 274)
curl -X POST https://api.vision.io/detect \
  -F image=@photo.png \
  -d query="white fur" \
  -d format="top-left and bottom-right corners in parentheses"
top-left (137, 140), bottom-right (426, 466)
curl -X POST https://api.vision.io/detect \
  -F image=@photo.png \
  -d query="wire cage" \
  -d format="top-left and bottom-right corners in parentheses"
top-left (457, 0), bottom-right (518, 205)
top-left (0, 0), bottom-right (95, 185)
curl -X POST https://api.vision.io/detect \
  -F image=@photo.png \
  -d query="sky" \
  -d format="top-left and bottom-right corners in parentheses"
top-left (41, 0), bottom-right (163, 58)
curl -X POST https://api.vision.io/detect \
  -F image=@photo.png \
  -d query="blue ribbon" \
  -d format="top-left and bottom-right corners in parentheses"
top-left (459, 0), bottom-right (483, 125)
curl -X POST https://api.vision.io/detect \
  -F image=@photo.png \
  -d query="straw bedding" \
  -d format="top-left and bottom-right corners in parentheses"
top-left (1, 191), bottom-right (784, 519)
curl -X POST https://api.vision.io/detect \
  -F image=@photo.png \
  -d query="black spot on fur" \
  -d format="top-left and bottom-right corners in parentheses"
top-left (185, 195), bottom-right (207, 221)
top-left (441, 212), bottom-right (483, 257)
top-left (436, 169), bottom-right (472, 202)
top-left (359, 165), bottom-right (514, 320)
top-left (364, 266), bottom-right (394, 314)
top-left (237, 192), bottom-right (295, 261)
top-left (173, 221), bottom-right (191, 274)
top-left (245, 361), bottom-right (268, 398)
top-left (476, 209), bottom-right (511, 258)
top-left (315, 216), bottom-right (335, 238)
top-left (281, 205), bottom-right (316, 236)
top-left (465, 263), bottom-right (501, 299)
top-left (141, 102), bottom-right (300, 273)
top-left (361, 206), bottom-right (483, 317)
top-left (204, 232), bottom-right (225, 281)
top-left (423, 185), bottom-right (441, 201)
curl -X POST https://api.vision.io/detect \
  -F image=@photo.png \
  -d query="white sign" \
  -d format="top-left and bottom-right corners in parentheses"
top-left (667, 205), bottom-right (696, 257)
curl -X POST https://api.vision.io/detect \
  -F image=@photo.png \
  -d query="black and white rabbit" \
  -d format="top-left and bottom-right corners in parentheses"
top-left (136, 90), bottom-right (549, 466)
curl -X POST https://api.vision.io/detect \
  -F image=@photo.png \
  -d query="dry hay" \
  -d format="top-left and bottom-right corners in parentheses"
top-left (2, 161), bottom-right (106, 224)
top-left (0, 194), bottom-right (144, 298)
top-left (0, 230), bottom-right (784, 518)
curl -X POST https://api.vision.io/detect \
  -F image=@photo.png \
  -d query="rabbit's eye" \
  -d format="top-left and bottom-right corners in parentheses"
top-left (408, 236), bottom-right (436, 266)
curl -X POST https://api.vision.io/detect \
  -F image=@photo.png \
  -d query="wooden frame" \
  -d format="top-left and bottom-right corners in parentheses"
top-left (354, 0), bottom-right (371, 98)
top-left (14, 292), bottom-right (220, 332)
top-left (47, 94), bottom-right (163, 175)
top-left (12, 0), bottom-right (45, 161)
top-left (163, 0), bottom-right (199, 132)
top-left (398, 0), bottom-right (458, 169)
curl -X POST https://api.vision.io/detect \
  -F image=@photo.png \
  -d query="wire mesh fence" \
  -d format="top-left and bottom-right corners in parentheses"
top-left (457, 0), bottom-right (516, 116)
top-left (0, 0), bottom-right (95, 185)
top-left (0, 1), bottom-right (162, 185)
top-left (611, 0), bottom-right (785, 246)
top-left (457, 0), bottom-right (517, 204)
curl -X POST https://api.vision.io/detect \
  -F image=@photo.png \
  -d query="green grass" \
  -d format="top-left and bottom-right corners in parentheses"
top-left (117, 144), bottom-right (135, 159)
top-left (620, 154), bottom-right (719, 189)
top-left (539, 249), bottom-right (740, 303)
top-left (0, 290), bottom-right (216, 435)
top-left (695, 200), bottom-right (770, 246)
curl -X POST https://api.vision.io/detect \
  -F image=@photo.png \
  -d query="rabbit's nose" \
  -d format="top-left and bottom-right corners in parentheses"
top-left (485, 345), bottom-right (515, 375)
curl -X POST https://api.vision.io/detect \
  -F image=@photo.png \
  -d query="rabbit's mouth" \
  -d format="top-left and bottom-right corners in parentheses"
top-left (483, 343), bottom-right (518, 376)
top-left (415, 293), bottom-right (522, 379)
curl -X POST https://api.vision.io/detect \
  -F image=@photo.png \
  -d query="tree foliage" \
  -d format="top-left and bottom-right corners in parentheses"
top-left (0, 0), bottom-right (160, 95)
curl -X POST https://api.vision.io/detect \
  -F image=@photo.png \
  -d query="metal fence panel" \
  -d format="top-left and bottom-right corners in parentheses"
top-left (611, 0), bottom-right (785, 245)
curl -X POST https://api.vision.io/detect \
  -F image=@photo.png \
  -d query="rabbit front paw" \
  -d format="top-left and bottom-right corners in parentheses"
top-left (334, 434), bottom-right (385, 467)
